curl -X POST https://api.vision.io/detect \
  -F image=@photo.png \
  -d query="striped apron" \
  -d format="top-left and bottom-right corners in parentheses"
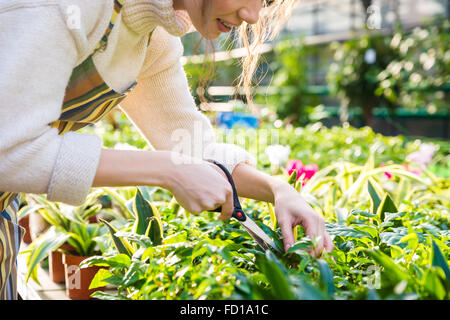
top-left (0, 0), bottom-right (145, 299)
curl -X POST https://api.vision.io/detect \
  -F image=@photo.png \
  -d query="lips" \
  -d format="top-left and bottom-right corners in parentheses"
top-left (216, 18), bottom-right (232, 33)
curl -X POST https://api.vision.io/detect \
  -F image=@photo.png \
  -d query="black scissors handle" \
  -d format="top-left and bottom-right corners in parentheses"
top-left (206, 159), bottom-right (246, 222)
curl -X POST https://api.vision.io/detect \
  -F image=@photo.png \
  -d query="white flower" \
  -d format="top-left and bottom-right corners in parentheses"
top-left (406, 143), bottom-right (436, 166)
top-left (265, 145), bottom-right (291, 166)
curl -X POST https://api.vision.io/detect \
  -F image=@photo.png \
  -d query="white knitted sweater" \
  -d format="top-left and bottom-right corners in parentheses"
top-left (0, 0), bottom-right (256, 206)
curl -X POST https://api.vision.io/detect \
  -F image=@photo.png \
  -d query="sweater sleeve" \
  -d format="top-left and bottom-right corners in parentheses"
top-left (0, 5), bottom-right (102, 206)
top-left (119, 27), bottom-right (256, 174)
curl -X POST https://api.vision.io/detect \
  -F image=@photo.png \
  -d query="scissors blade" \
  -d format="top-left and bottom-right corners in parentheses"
top-left (238, 216), bottom-right (282, 254)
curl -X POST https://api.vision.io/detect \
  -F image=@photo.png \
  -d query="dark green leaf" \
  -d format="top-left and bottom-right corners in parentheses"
top-left (255, 251), bottom-right (295, 300)
top-left (377, 193), bottom-right (398, 222)
top-left (431, 240), bottom-right (450, 283)
top-left (368, 180), bottom-right (382, 214)
top-left (317, 259), bottom-right (335, 297)
top-left (100, 219), bottom-right (133, 257)
top-left (133, 187), bottom-right (153, 235)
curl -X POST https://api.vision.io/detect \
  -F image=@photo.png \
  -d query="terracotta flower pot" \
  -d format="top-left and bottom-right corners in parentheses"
top-left (62, 253), bottom-right (104, 300)
top-left (18, 215), bottom-right (32, 244)
top-left (49, 243), bottom-right (76, 283)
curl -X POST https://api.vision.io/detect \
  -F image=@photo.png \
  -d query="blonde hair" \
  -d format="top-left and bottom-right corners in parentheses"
top-left (195, 0), bottom-right (296, 110)
top-left (237, 0), bottom-right (296, 108)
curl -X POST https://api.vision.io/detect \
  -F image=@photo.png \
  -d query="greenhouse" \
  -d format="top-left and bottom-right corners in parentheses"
top-left (0, 0), bottom-right (448, 308)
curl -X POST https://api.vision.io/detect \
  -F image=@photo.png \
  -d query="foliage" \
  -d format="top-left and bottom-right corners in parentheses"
top-left (39, 116), bottom-right (450, 299)
top-left (22, 191), bottom-right (108, 284)
top-left (327, 29), bottom-right (400, 125)
top-left (257, 122), bottom-right (449, 178)
top-left (375, 19), bottom-right (450, 113)
top-left (261, 38), bottom-right (320, 126)
top-left (80, 141), bottom-right (448, 299)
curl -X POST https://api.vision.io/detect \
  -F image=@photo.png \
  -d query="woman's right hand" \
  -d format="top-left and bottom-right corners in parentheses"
top-left (162, 153), bottom-right (235, 220)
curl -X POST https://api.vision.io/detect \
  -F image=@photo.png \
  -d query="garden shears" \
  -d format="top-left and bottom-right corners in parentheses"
top-left (206, 159), bottom-right (282, 254)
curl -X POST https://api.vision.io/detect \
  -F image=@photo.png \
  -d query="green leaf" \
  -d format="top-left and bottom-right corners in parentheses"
top-left (363, 249), bottom-right (409, 283)
top-left (100, 219), bottom-right (134, 257)
top-left (349, 209), bottom-right (376, 218)
top-left (100, 188), bottom-right (134, 220)
top-left (395, 178), bottom-right (410, 204)
top-left (325, 223), bottom-right (372, 240)
top-left (400, 233), bottom-right (419, 250)
top-left (267, 202), bottom-right (278, 230)
top-left (424, 270), bottom-right (446, 300)
top-left (90, 291), bottom-right (129, 300)
top-left (115, 231), bottom-right (154, 248)
top-left (293, 278), bottom-right (330, 300)
top-left (133, 187), bottom-right (163, 245)
top-left (380, 231), bottom-right (408, 248)
top-left (367, 180), bottom-right (381, 214)
top-left (26, 227), bottom-right (70, 284)
top-left (89, 268), bottom-right (112, 289)
top-left (317, 259), bottom-right (335, 297)
top-left (122, 261), bottom-right (142, 287)
top-left (431, 240), bottom-right (450, 283)
top-left (17, 204), bottom-right (44, 221)
top-left (138, 186), bottom-right (157, 201)
top-left (132, 187), bottom-right (153, 235)
top-left (146, 216), bottom-right (163, 246)
top-left (377, 193), bottom-right (398, 222)
top-left (287, 239), bottom-right (312, 254)
top-left (287, 170), bottom-right (297, 185)
top-left (255, 251), bottom-right (295, 300)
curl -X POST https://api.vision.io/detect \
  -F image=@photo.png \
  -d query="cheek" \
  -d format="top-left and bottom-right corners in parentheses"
top-left (187, 0), bottom-right (234, 39)
top-left (195, 0), bottom-right (220, 39)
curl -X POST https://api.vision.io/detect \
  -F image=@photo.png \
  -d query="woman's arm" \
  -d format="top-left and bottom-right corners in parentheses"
top-left (231, 162), bottom-right (334, 256)
top-left (92, 149), bottom-right (170, 188)
top-left (93, 148), bottom-right (333, 256)
top-left (92, 148), bottom-right (236, 219)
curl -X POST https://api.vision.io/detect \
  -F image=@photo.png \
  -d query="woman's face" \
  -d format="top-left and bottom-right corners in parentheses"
top-left (174, 0), bottom-right (264, 39)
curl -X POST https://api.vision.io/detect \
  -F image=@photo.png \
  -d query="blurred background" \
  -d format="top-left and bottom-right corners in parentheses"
top-left (181, 0), bottom-right (449, 139)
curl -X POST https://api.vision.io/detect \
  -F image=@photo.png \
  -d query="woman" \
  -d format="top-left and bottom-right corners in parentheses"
top-left (0, 0), bottom-right (333, 299)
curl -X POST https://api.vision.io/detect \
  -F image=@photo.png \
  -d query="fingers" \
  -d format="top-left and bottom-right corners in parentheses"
top-left (302, 213), bottom-right (333, 258)
top-left (218, 187), bottom-right (234, 221)
top-left (278, 217), bottom-right (295, 252)
top-left (324, 232), bottom-right (334, 252)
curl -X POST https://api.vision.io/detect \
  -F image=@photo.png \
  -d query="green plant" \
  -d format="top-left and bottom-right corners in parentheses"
top-left (261, 38), bottom-right (320, 126)
top-left (79, 153), bottom-right (448, 300)
top-left (26, 120), bottom-right (449, 300)
top-left (375, 19), bottom-right (450, 113)
top-left (327, 29), bottom-right (400, 126)
top-left (22, 192), bottom-right (108, 284)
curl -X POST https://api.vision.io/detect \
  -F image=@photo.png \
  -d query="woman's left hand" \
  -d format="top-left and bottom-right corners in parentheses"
top-left (273, 183), bottom-right (334, 257)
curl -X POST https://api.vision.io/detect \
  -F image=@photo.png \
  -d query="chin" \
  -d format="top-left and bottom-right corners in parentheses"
top-left (194, 22), bottom-right (221, 40)
top-left (198, 30), bottom-right (220, 40)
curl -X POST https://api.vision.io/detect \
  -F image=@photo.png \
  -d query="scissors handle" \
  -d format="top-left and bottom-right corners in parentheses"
top-left (206, 159), bottom-right (246, 222)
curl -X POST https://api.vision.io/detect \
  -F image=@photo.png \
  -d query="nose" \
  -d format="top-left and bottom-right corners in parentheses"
top-left (238, 0), bottom-right (263, 25)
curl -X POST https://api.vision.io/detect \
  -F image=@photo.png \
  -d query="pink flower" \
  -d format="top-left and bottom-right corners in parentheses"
top-left (380, 163), bottom-right (393, 179)
top-left (380, 163), bottom-right (422, 180)
top-left (286, 159), bottom-right (303, 176)
top-left (301, 164), bottom-right (319, 180)
top-left (286, 159), bottom-right (318, 185)
top-left (406, 143), bottom-right (435, 167)
top-left (402, 163), bottom-right (422, 176)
